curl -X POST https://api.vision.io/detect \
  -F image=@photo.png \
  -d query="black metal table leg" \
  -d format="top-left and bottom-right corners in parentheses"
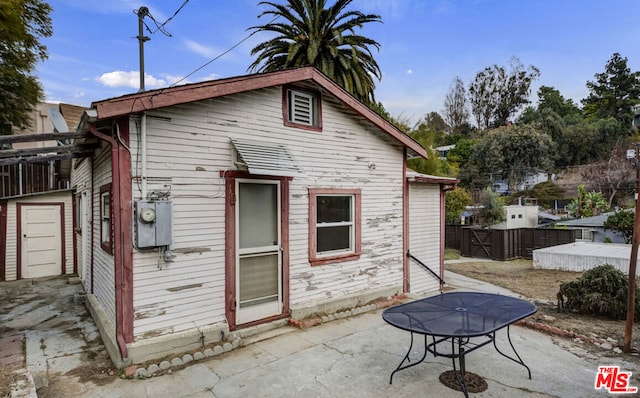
top-left (389, 332), bottom-right (429, 384)
top-left (492, 325), bottom-right (532, 379)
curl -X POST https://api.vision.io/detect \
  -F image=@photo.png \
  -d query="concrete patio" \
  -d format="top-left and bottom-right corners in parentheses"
top-left (3, 267), bottom-right (640, 397)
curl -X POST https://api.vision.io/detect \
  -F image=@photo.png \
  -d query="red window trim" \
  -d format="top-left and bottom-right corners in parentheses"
top-left (282, 85), bottom-right (323, 132)
top-left (100, 183), bottom-right (113, 254)
top-left (308, 188), bottom-right (361, 266)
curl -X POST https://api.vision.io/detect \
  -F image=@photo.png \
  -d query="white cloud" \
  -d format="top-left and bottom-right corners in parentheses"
top-left (184, 40), bottom-right (218, 58)
top-left (96, 71), bottom-right (167, 89)
top-left (406, 69), bottom-right (413, 75)
top-left (201, 73), bottom-right (221, 81)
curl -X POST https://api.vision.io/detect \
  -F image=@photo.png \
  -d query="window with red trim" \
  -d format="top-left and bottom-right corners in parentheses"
top-left (309, 188), bottom-right (361, 266)
top-left (100, 183), bottom-right (113, 254)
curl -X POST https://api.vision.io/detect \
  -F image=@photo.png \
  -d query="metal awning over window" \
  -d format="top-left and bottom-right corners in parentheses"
top-left (231, 138), bottom-right (303, 177)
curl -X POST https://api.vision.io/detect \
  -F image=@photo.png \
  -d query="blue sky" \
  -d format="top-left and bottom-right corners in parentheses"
top-left (39, 0), bottom-right (640, 124)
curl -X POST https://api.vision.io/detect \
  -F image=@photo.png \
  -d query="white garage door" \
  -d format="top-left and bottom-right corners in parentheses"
top-left (20, 204), bottom-right (62, 279)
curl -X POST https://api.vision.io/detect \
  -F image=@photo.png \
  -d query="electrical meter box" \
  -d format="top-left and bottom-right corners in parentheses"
top-left (135, 200), bottom-right (172, 248)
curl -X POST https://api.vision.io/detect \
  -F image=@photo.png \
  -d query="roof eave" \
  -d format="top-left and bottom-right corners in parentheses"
top-left (90, 66), bottom-right (427, 158)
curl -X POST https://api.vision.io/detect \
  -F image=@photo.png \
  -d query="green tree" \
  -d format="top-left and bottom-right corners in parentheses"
top-left (524, 181), bottom-right (565, 209)
top-left (445, 187), bottom-right (472, 224)
top-left (468, 56), bottom-right (540, 130)
top-left (465, 124), bottom-right (554, 192)
top-left (582, 52), bottom-right (640, 128)
top-left (0, 0), bottom-right (52, 129)
top-left (519, 86), bottom-right (583, 167)
top-left (445, 138), bottom-right (476, 167)
top-left (603, 209), bottom-right (635, 243)
top-left (479, 188), bottom-right (506, 227)
top-left (406, 122), bottom-right (443, 175)
top-left (536, 85), bottom-right (581, 119)
top-left (248, 0), bottom-right (382, 105)
top-left (567, 184), bottom-right (609, 218)
top-left (556, 121), bottom-right (601, 166)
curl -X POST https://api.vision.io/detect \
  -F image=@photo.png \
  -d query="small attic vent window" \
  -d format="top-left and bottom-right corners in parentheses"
top-left (284, 87), bottom-right (322, 130)
top-left (231, 138), bottom-right (303, 177)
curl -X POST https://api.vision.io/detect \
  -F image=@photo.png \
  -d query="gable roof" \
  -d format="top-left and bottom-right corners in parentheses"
top-left (89, 66), bottom-right (427, 159)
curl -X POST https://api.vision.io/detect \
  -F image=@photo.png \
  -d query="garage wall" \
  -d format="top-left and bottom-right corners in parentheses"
top-left (3, 190), bottom-right (74, 281)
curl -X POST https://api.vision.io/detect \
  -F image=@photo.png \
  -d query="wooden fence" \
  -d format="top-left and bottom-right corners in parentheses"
top-left (445, 225), bottom-right (575, 261)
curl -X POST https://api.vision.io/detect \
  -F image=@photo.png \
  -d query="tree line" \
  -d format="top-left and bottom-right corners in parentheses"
top-left (406, 52), bottom-right (640, 207)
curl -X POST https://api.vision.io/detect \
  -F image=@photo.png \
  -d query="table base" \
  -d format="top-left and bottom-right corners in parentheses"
top-left (439, 370), bottom-right (488, 393)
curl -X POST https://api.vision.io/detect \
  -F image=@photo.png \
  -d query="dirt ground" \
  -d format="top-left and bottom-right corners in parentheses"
top-left (445, 259), bottom-right (640, 355)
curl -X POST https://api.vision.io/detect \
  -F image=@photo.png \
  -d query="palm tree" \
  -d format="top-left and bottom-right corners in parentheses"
top-left (248, 0), bottom-right (382, 105)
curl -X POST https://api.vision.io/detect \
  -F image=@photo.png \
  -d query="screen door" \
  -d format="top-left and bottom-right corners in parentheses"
top-left (236, 180), bottom-right (282, 324)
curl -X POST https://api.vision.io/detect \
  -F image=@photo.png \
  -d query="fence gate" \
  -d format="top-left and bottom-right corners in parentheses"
top-left (464, 228), bottom-right (492, 259)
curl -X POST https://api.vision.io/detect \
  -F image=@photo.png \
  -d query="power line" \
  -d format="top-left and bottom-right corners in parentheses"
top-left (164, 14), bottom-right (279, 90)
top-left (151, 0), bottom-right (190, 36)
top-left (134, 0), bottom-right (191, 37)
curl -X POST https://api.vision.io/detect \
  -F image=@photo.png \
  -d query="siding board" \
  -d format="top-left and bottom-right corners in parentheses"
top-left (408, 183), bottom-right (441, 295)
top-left (93, 85), bottom-right (416, 339)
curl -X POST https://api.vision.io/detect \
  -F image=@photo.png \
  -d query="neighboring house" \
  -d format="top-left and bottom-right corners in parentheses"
top-left (67, 67), bottom-right (457, 367)
top-left (435, 144), bottom-right (455, 160)
top-left (491, 171), bottom-right (554, 195)
top-left (555, 212), bottom-right (625, 243)
top-left (491, 204), bottom-right (539, 230)
top-left (0, 103), bottom-right (87, 282)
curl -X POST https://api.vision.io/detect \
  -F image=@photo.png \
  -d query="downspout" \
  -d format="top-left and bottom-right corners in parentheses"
top-left (440, 182), bottom-right (459, 291)
top-left (88, 124), bottom-right (128, 361)
top-left (402, 147), bottom-right (409, 293)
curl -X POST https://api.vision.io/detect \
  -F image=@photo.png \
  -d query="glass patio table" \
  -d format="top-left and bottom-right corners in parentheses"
top-left (382, 291), bottom-right (537, 397)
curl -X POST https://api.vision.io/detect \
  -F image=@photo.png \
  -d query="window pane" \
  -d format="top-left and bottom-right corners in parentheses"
top-left (317, 225), bottom-right (351, 253)
top-left (239, 253), bottom-right (279, 306)
top-left (102, 194), bottom-right (109, 218)
top-left (317, 196), bottom-right (351, 223)
top-left (239, 183), bottom-right (278, 249)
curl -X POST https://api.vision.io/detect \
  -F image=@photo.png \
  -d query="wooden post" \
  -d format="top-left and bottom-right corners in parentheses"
top-left (624, 145), bottom-right (640, 353)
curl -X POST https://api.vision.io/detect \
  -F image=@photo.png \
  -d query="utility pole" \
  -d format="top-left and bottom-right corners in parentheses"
top-left (624, 142), bottom-right (640, 353)
top-left (136, 6), bottom-right (150, 92)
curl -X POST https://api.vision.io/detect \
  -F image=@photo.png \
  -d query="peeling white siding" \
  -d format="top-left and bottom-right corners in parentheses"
top-left (3, 191), bottom-right (74, 281)
top-left (90, 144), bottom-right (116, 325)
top-left (408, 183), bottom-right (441, 295)
top-left (71, 157), bottom-right (92, 291)
top-left (289, 95), bottom-right (406, 305)
top-left (126, 86), bottom-right (409, 339)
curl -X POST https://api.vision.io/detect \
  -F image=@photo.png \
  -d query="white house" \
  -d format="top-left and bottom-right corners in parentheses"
top-left (491, 171), bottom-right (554, 195)
top-left (491, 204), bottom-right (540, 230)
top-left (68, 67), bottom-right (457, 367)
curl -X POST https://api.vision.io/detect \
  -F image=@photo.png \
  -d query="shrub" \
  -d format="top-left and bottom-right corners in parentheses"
top-left (557, 264), bottom-right (640, 321)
